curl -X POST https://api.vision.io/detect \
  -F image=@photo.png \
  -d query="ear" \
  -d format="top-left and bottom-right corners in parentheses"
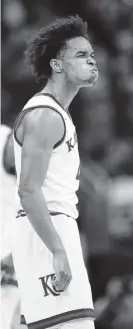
top-left (50, 59), bottom-right (63, 73)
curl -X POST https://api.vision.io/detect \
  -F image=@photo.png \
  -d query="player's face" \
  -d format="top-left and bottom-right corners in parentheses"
top-left (61, 37), bottom-right (98, 87)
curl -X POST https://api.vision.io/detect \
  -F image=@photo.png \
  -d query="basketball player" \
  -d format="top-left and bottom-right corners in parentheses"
top-left (1, 125), bottom-right (16, 261)
top-left (12, 15), bottom-right (98, 329)
top-left (0, 125), bottom-right (26, 329)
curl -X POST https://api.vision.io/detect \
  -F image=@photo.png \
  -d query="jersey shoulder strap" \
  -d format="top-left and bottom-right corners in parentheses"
top-left (13, 93), bottom-right (68, 148)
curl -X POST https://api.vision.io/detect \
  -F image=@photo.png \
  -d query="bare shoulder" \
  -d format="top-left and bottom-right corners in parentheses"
top-left (19, 108), bottom-right (65, 191)
top-left (23, 107), bottom-right (65, 147)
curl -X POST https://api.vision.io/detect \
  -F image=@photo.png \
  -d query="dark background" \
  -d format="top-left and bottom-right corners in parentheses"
top-left (1, 0), bottom-right (133, 328)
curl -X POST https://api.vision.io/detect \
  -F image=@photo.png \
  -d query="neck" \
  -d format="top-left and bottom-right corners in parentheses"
top-left (41, 75), bottom-right (79, 111)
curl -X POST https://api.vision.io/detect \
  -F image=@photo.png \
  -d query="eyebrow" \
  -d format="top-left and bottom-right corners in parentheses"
top-left (76, 50), bottom-right (95, 55)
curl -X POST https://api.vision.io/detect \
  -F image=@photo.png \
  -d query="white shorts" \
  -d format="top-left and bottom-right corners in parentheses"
top-left (11, 213), bottom-right (95, 328)
top-left (50, 318), bottom-right (95, 329)
top-left (20, 318), bottom-right (95, 329)
top-left (1, 285), bottom-right (21, 329)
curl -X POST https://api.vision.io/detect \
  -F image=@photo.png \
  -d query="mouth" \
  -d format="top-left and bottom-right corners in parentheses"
top-left (86, 71), bottom-right (98, 85)
top-left (91, 68), bottom-right (98, 73)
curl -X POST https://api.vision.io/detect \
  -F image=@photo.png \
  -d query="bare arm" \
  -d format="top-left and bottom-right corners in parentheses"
top-left (18, 108), bottom-right (65, 254)
top-left (3, 132), bottom-right (16, 175)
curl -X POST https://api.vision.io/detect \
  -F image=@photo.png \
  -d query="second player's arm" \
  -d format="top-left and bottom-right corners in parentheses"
top-left (18, 108), bottom-right (65, 254)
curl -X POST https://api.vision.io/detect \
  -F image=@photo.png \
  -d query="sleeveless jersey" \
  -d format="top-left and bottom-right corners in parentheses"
top-left (13, 93), bottom-right (80, 219)
top-left (1, 125), bottom-right (16, 259)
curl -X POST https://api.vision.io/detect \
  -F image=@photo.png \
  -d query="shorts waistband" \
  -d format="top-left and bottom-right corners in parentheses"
top-left (16, 209), bottom-right (71, 219)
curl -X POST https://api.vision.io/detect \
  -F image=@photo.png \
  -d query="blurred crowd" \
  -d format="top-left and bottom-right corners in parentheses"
top-left (1, 0), bottom-right (133, 328)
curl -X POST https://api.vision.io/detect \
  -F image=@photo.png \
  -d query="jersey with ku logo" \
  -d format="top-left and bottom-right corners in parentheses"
top-left (14, 94), bottom-right (80, 219)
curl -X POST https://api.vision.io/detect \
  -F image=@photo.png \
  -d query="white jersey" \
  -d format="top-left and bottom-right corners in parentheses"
top-left (13, 93), bottom-right (80, 219)
top-left (0, 125), bottom-right (16, 259)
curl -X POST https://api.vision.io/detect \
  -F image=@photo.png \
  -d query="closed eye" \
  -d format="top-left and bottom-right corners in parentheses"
top-left (77, 52), bottom-right (87, 57)
top-left (90, 52), bottom-right (95, 58)
top-left (76, 51), bottom-right (95, 58)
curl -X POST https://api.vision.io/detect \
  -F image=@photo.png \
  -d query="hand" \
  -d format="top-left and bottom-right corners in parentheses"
top-left (52, 249), bottom-right (72, 292)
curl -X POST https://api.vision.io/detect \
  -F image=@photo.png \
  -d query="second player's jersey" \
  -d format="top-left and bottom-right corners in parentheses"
top-left (13, 93), bottom-right (80, 219)
top-left (0, 125), bottom-right (16, 259)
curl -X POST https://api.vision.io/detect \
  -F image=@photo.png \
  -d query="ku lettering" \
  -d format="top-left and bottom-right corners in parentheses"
top-left (66, 132), bottom-right (77, 152)
top-left (39, 274), bottom-right (63, 297)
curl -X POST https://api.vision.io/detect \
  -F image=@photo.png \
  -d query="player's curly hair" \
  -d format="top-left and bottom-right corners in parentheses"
top-left (25, 15), bottom-right (88, 83)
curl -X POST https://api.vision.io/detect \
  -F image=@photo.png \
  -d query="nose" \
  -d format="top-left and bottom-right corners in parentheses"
top-left (86, 57), bottom-right (96, 67)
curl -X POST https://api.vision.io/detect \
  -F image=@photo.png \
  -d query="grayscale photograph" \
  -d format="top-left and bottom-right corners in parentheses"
top-left (1, 1), bottom-right (133, 328)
